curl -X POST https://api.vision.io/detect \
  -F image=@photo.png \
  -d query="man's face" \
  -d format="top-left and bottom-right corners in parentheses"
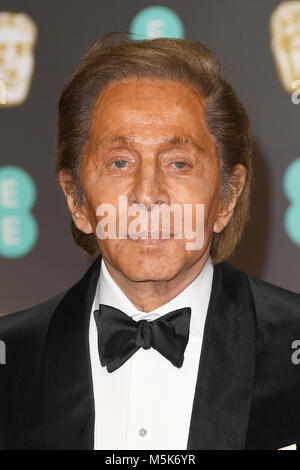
top-left (76, 77), bottom-right (226, 281)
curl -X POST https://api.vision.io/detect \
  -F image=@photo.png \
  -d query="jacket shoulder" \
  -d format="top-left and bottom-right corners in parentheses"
top-left (247, 272), bottom-right (300, 324)
top-left (220, 261), bottom-right (300, 321)
top-left (0, 291), bottom-right (66, 341)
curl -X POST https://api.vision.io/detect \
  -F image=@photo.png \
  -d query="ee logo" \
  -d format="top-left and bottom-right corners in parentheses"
top-left (0, 166), bottom-right (38, 257)
top-left (130, 6), bottom-right (184, 40)
top-left (283, 157), bottom-right (300, 246)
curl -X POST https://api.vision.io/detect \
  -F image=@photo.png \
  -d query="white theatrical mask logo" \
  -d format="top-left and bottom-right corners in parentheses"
top-left (270, 1), bottom-right (300, 93)
top-left (0, 11), bottom-right (37, 106)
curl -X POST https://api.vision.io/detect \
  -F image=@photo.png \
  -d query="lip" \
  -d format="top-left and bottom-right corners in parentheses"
top-left (129, 232), bottom-right (175, 241)
top-left (131, 238), bottom-right (174, 246)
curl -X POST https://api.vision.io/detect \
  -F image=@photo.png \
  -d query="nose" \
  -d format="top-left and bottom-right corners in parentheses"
top-left (127, 160), bottom-right (170, 210)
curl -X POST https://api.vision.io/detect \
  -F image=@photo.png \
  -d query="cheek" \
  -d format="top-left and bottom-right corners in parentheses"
top-left (81, 160), bottom-right (132, 208)
top-left (83, 189), bottom-right (129, 237)
top-left (80, 169), bottom-right (118, 219)
top-left (170, 176), bottom-right (217, 212)
top-left (170, 177), bottom-right (220, 237)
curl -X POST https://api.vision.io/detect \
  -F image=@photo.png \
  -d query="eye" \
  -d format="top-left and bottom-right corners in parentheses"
top-left (111, 159), bottom-right (129, 169)
top-left (171, 161), bottom-right (190, 170)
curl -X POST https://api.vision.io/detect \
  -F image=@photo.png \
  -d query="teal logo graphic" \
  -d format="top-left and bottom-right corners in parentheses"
top-left (130, 6), bottom-right (184, 40)
top-left (283, 157), bottom-right (300, 246)
top-left (0, 166), bottom-right (38, 257)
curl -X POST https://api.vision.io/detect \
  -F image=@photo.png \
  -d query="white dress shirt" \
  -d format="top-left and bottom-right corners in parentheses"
top-left (89, 257), bottom-right (214, 450)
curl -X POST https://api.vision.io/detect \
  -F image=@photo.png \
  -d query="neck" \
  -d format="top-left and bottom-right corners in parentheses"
top-left (103, 250), bottom-right (211, 313)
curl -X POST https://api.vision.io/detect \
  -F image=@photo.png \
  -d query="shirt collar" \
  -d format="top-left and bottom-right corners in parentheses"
top-left (92, 256), bottom-right (214, 338)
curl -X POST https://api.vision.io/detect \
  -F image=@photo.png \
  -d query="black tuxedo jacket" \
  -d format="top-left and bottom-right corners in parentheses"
top-left (1, 255), bottom-right (300, 450)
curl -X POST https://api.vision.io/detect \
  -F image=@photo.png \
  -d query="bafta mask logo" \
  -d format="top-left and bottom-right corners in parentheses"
top-left (270, 2), bottom-right (300, 93)
top-left (0, 11), bottom-right (37, 107)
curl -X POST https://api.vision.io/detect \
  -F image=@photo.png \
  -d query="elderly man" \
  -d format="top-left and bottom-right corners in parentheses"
top-left (1, 32), bottom-right (300, 450)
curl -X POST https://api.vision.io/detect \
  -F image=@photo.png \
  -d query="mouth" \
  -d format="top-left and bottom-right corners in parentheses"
top-left (129, 230), bottom-right (175, 240)
top-left (127, 232), bottom-right (176, 245)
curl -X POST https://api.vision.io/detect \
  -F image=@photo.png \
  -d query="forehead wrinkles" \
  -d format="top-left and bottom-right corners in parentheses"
top-left (92, 76), bottom-right (206, 117)
top-left (88, 78), bottom-right (212, 153)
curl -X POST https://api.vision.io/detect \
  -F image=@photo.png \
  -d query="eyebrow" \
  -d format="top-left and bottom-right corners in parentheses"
top-left (95, 134), bottom-right (205, 154)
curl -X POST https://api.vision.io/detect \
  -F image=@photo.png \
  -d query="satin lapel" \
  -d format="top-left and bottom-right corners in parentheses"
top-left (43, 254), bottom-right (102, 449)
top-left (187, 262), bottom-right (257, 450)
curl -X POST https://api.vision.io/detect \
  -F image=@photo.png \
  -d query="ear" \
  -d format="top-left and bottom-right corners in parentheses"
top-left (58, 170), bottom-right (93, 235)
top-left (213, 164), bottom-right (247, 234)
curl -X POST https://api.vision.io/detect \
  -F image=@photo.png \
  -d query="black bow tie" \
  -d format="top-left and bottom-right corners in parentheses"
top-left (93, 304), bottom-right (192, 373)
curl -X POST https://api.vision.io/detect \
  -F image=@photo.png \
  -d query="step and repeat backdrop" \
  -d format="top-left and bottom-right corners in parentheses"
top-left (0, 0), bottom-right (300, 313)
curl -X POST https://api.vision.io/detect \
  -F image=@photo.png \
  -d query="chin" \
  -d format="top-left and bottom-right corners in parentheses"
top-left (119, 263), bottom-right (180, 282)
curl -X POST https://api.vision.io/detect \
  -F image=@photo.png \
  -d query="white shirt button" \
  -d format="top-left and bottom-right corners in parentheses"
top-left (139, 428), bottom-right (147, 437)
